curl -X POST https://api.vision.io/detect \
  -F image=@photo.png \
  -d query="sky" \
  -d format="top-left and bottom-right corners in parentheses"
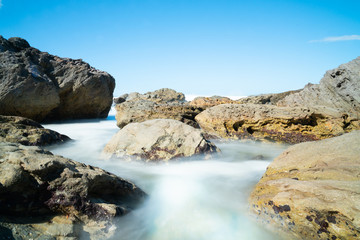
top-left (0, 0), bottom-right (360, 98)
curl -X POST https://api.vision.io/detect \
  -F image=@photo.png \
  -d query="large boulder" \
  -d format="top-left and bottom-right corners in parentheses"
top-left (0, 142), bottom-right (146, 239)
top-left (249, 131), bottom-right (360, 240)
top-left (103, 119), bottom-right (219, 161)
top-left (195, 103), bottom-right (359, 143)
top-left (277, 57), bottom-right (360, 119)
top-left (114, 89), bottom-right (203, 128)
top-left (115, 100), bottom-right (203, 129)
top-left (0, 35), bottom-right (115, 122)
top-left (0, 115), bottom-right (69, 146)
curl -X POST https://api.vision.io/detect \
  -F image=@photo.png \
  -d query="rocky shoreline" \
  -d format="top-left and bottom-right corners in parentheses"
top-left (1, 36), bottom-right (360, 239)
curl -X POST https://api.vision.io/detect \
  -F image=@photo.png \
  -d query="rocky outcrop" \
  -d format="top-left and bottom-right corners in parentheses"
top-left (277, 57), bottom-right (360, 119)
top-left (114, 88), bottom-right (185, 104)
top-left (249, 131), bottom-right (360, 240)
top-left (103, 119), bottom-right (219, 161)
top-left (237, 90), bottom-right (301, 105)
top-left (189, 96), bottom-right (238, 108)
top-left (195, 58), bottom-right (360, 143)
top-left (195, 104), bottom-right (359, 143)
top-left (0, 36), bottom-right (115, 122)
top-left (114, 89), bottom-right (202, 128)
top-left (0, 115), bottom-right (70, 146)
top-left (0, 142), bottom-right (146, 239)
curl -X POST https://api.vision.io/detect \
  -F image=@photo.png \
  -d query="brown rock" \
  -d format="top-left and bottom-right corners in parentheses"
top-left (189, 96), bottom-right (237, 108)
top-left (195, 104), bottom-right (358, 143)
top-left (115, 99), bottom-right (203, 129)
top-left (0, 36), bottom-right (115, 122)
top-left (249, 131), bottom-right (360, 240)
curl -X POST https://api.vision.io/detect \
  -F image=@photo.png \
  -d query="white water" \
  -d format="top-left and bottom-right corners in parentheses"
top-left (44, 116), bottom-right (287, 240)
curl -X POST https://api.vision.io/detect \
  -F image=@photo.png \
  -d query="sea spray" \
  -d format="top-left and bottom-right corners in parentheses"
top-left (44, 116), bottom-right (286, 240)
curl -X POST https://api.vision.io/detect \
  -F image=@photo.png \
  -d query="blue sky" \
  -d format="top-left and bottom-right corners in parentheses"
top-left (1, 0), bottom-right (359, 97)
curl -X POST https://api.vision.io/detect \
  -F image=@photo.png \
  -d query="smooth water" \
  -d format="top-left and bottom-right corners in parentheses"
top-left (44, 116), bottom-right (287, 240)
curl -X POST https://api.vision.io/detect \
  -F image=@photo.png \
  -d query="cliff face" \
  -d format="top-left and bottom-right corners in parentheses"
top-left (0, 36), bottom-right (115, 122)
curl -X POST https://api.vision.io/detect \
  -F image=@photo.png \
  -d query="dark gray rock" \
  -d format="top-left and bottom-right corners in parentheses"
top-left (0, 35), bottom-right (115, 122)
top-left (0, 142), bottom-right (146, 239)
top-left (0, 115), bottom-right (70, 146)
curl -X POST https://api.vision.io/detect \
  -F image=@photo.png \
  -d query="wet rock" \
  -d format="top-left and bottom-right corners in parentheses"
top-left (114, 89), bottom-right (203, 128)
top-left (0, 115), bottom-right (69, 146)
top-left (249, 131), bottom-right (360, 239)
top-left (195, 103), bottom-right (357, 143)
top-left (103, 119), bottom-right (219, 161)
top-left (0, 142), bottom-right (146, 239)
top-left (277, 57), bottom-right (360, 119)
top-left (0, 35), bottom-right (115, 122)
top-left (189, 96), bottom-right (238, 108)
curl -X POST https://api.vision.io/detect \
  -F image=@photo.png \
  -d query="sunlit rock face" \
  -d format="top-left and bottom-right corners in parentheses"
top-left (0, 36), bottom-right (115, 122)
top-left (103, 119), bottom-right (219, 161)
top-left (114, 88), bottom-right (203, 129)
top-left (0, 115), bottom-right (69, 146)
top-left (249, 131), bottom-right (360, 240)
top-left (0, 142), bottom-right (146, 239)
top-left (237, 89), bottom-right (301, 105)
top-left (195, 103), bottom-right (357, 144)
top-left (189, 96), bottom-right (238, 108)
top-left (277, 56), bottom-right (360, 119)
top-left (195, 57), bottom-right (360, 143)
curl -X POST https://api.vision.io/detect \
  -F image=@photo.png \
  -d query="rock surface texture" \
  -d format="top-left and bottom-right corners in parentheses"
top-left (195, 103), bottom-right (357, 143)
top-left (277, 57), bottom-right (360, 119)
top-left (104, 119), bottom-right (219, 161)
top-left (0, 115), bottom-right (69, 146)
top-left (0, 36), bottom-right (115, 122)
top-left (115, 88), bottom-right (203, 128)
top-left (237, 90), bottom-right (301, 105)
top-left (0, 142), bottom-right (146, 239)
top-left (249, 131), bottom-right (360, 240)
top-left (196, 57), bottom-right (360, 143)
top-left (189, 96), bottom-right (238, 108)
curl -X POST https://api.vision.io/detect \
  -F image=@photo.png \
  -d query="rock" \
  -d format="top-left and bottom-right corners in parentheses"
top-left (195, 103), bottom-right (359, 143)
top-left (142, 88), bottom-right (186, 103)
top-left (115, 99), bottom-right (203, 129)
top-left (0, 115), bottom-right (70, 146)
top-left (0, 142), bottom-right (146, 239)
top-left (237, 90), bottom-right (301, 105)
top-left (249, 131), bottom-right (360, 240)
top-left (0, 35), bottom-right (115, 122)
top-left (103, 119), bottom-right (219, 161)
top-left (277, 57), bottom-right (360, 119)
top-left (114, 88), bottom-right (201, 128)
top-left (189, 96), bottom-right (237, 108)
top-left (115, 88), bottom-right (185, 104)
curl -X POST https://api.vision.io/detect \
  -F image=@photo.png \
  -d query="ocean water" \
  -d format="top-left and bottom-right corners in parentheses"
top-left (43, 115), bottom-right (287, 240)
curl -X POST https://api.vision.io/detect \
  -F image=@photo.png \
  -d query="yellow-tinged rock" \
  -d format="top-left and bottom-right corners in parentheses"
top-left (249, 131), bottom-right (360, 239)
